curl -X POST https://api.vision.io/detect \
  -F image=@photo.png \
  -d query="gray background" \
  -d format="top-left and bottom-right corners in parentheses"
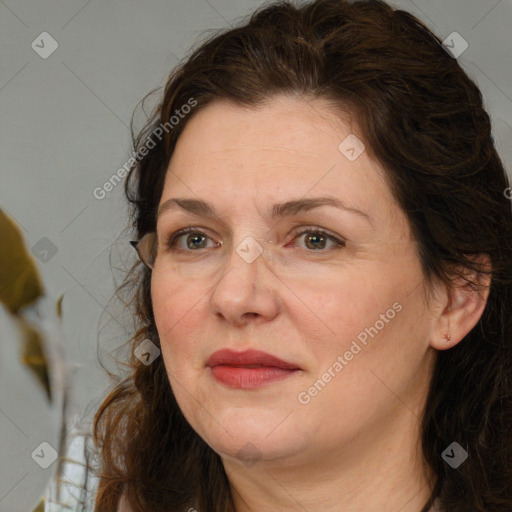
top-left (1, 0), bottom-right (511, 510)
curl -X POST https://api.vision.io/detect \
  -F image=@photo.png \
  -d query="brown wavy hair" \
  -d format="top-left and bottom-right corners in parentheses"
top-left (86, 1), bottom-right (512, 510)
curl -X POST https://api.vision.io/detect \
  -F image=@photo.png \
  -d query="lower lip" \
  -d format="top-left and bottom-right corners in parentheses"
top-left (209, 365), bottom-right (299, 389)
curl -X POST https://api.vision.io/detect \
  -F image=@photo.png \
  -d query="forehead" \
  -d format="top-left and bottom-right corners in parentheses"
top-left (161, 94), bottom-right (397, 224)
top-left (171, 94), bottom-right (355, 165)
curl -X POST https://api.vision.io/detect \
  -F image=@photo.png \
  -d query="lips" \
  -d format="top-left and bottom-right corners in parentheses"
top-left (206, 349), bottom-right (301, 370)
top-left (206, 349), bottom-right (301, 389)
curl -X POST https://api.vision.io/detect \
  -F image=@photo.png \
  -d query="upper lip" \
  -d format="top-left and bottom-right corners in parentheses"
top-left (206, 349), bottom-right (301, 370)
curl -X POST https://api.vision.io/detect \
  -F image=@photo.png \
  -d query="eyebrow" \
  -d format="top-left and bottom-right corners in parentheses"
top-left (157, 196), bottom-right (370, 223)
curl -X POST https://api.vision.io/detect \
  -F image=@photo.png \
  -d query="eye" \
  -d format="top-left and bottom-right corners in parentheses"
top-left (165, 227), bottom-right (220, 252)
top-left (163, 227), bottom-right (345, 253)
top-left (290, 228), bottom-right (345, 251)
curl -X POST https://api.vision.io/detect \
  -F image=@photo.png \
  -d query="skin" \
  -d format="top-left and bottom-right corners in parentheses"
top-left (150, 94), bottom-right (490, 512)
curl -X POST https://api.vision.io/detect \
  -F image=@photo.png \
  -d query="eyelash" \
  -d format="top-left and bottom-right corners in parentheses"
top-left (164, 227), bottom-right (345, 253)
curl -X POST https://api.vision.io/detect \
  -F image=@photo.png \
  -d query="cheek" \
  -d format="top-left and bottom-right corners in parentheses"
top-left (298, 260), bottom-right (424, 381)
top-left (151, 271), bottom-right (211, 369)
top-left (287, 269), bottom-right (387, 357)
top-left (151, 272), bottom-right (174, 334)
top-left (313, 273), bottom-right (432, 412)
top-left (151, 271), bottom-right (192, 348)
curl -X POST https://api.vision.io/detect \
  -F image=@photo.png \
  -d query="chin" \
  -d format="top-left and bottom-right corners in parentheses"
top-left (213, 433), bottom-right (305, 467)
top-left (190, 410), bottom-right (312, 467)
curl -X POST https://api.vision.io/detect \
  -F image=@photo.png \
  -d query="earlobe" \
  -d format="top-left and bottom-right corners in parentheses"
top-left (429, 255), bottom-right (491, 351)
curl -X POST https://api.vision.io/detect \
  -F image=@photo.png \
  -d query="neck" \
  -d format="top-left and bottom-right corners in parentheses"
top-left (223, 405), bottom-right (435, 512)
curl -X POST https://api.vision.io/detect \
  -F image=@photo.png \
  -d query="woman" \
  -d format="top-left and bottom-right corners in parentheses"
top-left (90, 0), bottom-right (512, 510)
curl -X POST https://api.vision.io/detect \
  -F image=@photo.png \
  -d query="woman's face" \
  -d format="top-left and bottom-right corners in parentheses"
top-left (151, 94), bottom-right (440, 469)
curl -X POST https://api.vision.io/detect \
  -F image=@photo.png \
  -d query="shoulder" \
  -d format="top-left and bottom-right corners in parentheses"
top-left (117, 491), bottom-right (134, 512)
top-left (116, 493), bottom-right (198, 512)
top-left (430, 498), bottom-right (443, 512)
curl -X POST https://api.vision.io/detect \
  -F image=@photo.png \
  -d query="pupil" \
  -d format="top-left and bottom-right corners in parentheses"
top-left (306, 233), bottom-right (325, 250)
top-left (187, 234), bottom-right (206, 249)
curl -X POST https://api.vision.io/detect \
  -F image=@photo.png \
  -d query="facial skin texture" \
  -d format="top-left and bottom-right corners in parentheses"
top-left (151, 94), bottom-right (490, 512)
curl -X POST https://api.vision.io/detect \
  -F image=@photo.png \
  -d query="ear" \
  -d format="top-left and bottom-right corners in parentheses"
top-left (429, 254), bottom-right (492, 351)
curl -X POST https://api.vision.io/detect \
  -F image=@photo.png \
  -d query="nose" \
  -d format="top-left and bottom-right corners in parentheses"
top-left (209, 236), bottom-right (280, 327)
